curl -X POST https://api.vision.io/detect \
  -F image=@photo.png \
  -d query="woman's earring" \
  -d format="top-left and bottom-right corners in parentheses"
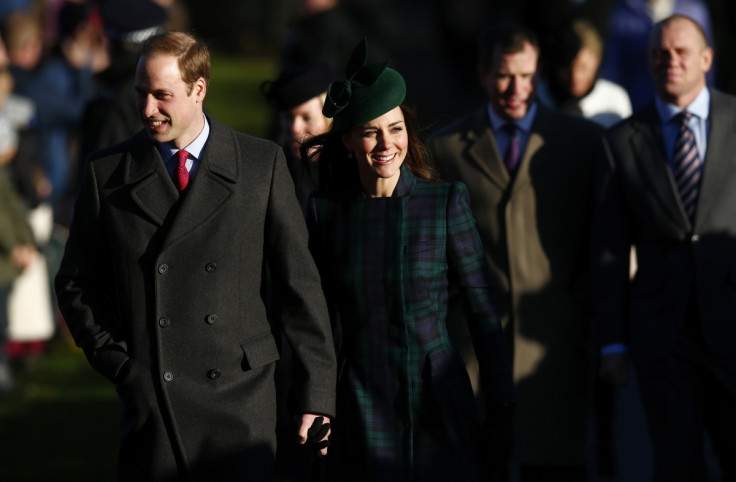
top-left (347, 151), bottom-right (353, 159)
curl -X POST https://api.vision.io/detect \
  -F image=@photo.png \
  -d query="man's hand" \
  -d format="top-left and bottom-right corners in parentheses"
top-left (599, 352), bottom-right (629, 387)
top-left (298, 413), bottom-right (331, 457)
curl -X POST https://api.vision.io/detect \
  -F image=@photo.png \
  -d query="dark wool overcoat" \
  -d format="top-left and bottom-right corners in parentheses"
top-left (55, 117), bottom-right (336, 482)
top-left (308, 166), bottom-right (514, 481)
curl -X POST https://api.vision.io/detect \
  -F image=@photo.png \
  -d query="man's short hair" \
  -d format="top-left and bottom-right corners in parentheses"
top-left (648, 14), bottom-right (710, 53)
top-left (477, 22), bottom-right (540, 72)
top-left (140, 31), bottom-right (210, 95)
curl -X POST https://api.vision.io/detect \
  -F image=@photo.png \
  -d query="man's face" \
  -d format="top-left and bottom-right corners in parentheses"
top-left (480, 41), bottom-right (539, 121)
top-left (135, 54), bottom-right (206, 148)
top-left (648, 17), bottom-right (712, 107)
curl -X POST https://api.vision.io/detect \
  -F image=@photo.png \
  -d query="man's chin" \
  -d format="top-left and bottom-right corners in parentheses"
top-left (145, 130), bottom-right (171, 144)
top-left (503, 108), bottom-right (528, 121)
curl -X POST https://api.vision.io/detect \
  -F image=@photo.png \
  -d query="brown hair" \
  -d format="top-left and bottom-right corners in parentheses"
top-left (140, 31), bottom-right (210, 95)
top-left (301, 104), bottom-right (437, 195)
top-left (573, 19), bottom-right (603, 58)
top-left (477, 22), bottom-right (540, 73)
top-left (2, 10), bottom-right (42, 53)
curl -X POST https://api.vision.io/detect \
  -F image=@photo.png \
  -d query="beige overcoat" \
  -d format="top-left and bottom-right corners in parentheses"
top-left (429, 104), bottom-right (604, 465)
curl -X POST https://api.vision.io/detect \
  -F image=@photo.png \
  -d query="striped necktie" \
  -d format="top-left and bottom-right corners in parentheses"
top-left (672, 112), bottom-right (702, 221)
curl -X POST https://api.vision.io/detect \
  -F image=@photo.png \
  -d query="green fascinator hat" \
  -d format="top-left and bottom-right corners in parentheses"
top-left (323, 38), bottom-right (406, 130)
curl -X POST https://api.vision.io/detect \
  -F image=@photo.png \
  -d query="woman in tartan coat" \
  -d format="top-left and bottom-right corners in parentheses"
top-left (302, 39), bottom-right (515, 481)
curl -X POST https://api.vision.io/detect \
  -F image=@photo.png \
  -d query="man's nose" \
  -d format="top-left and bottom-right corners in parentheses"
top-left (142, 95), bottom-right (157, 117)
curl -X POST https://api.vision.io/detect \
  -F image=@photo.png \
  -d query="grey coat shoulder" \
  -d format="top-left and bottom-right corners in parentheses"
top-left (85, 116), bottom-right (283, 165)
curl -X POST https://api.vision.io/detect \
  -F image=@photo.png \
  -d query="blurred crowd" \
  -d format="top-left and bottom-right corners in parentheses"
top-left (0, 0), bottom-right (186, 392)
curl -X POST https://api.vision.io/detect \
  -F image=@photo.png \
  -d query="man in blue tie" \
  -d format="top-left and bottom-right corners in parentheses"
top-left (592, 14), bottom-right (736, 481)
top-left (428, 22), bottom-right (603, 481)
top-left (55, 31), bottom-right (336, 482)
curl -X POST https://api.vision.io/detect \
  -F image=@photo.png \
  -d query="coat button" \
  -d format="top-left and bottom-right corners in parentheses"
top-left (206, 314), bottom-right (218, 324)
top-left (205, 262), bottom-right (217, 273)
top-left (163, 371), bottom-right (174, 382)
top-left (691, 234), bottom-right (700, 242)
top-left (158, 264), bottom-right (169, 274)
top-left (159, 317), bottom-right (171, 328)
top-left (207, 369), bottom-right (221, 379)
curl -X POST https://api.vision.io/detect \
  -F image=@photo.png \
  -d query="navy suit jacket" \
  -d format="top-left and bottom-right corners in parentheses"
top-left (593, 89), bottom-right (736, 361)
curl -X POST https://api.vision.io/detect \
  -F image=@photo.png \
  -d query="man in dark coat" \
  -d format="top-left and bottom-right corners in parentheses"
top-left (55, 31), bottom-right (336, 482)
top-left (592, 14), bottom-right (736, 481)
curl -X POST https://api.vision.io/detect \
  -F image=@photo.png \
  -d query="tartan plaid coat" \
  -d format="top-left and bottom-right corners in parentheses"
top-left (308, 166), bottom-right (514, 481)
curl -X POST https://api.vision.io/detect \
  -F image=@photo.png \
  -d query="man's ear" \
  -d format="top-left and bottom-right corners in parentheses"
top-left (701, 46), bottom-right (714, 74)
top-left (193, 77), bottom-right (207, 102)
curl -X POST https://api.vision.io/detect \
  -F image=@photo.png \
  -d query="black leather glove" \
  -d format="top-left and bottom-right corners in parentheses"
top-left (305, 416), bottom-right (330, 456)
top-left (474, 402), bottom-right (514, 481)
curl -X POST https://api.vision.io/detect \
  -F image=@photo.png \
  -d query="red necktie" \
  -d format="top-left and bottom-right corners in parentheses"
top-left (175, 149), bottom-right (189, 191)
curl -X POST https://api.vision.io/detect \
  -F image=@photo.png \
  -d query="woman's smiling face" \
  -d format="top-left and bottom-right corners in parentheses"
top-left (343, 106), bottom-right (407, 195)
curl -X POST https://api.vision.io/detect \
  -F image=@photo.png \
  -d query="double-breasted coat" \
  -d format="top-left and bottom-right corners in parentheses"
top-left (428, 104), bottom-right (603, 465)
top-left (308, 166), bottom-right (514, 481)
top-left (55, 117), bottom-right (336, 482)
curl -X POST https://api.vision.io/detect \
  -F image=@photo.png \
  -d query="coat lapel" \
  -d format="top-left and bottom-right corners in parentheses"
top-left (125, 130), bottom-right (179, 226)
top-left (160, 117), bottom-right (239, 250)
top-left (629, 106), bottom-right (688, 229)
top-left (693, 90), bottom-right (736, 230)
top-left (465, 109), bottom-right (511, 190)
top-left (510, 106), bottom-right (555, 196)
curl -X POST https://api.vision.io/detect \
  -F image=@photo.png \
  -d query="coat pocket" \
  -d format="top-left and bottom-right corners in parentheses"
top-left (240, 332), bottom-right (280, 371)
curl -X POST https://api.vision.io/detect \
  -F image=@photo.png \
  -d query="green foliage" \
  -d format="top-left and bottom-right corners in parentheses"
top-left (205, 55), bottom-right (278, 138)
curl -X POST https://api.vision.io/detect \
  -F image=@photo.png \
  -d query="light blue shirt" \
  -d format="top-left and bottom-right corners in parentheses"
top-left (655, 86), bottom-right (710, 170)
top-left (487, 101), bottom-right (538, 160)
top-left (157, 113), bottom-right (210, 182)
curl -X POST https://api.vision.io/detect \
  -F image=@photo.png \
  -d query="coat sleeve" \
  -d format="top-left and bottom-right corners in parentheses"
top-left (445, 182), bottom-right (515, 405)
top-left (590, 136), bottom-right (632, 349)
top-left (55, 156), bottom-right (130, 382)
top-left (0, 167), bottom-right (34, 253)
top-left (263, 145), bottom-right (337, 418)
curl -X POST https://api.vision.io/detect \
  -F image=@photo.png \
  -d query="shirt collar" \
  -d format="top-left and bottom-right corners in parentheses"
top-left (156, 113), bottom-right (210, 161)
top-left (487, 101), bottom-right (538, 133)
top-left (655, 86), bottom-right (710, 123)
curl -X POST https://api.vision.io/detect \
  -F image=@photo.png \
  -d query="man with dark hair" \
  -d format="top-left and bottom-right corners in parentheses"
top-left (593, 14), bottom-right (736, 481)
top-left (429, 22), bottom-right (603, 481)
top-left (56, 31), bottom-right (336, 482)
